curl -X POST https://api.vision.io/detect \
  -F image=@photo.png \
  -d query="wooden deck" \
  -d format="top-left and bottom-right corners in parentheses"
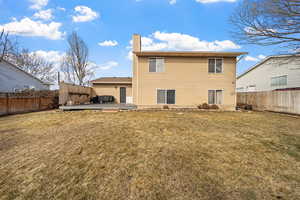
top-left (59, 104), bottom-right (137, 111)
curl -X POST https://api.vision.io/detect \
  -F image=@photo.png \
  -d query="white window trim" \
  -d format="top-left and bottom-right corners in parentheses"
top-left (149, 57), bottom-right (165, 73)
top-left (156, 88), bottom-right (176, 105)
top-left (208, 89), bottom-right (224, 105)
top-left (208, 58), bottom-right (224, 74)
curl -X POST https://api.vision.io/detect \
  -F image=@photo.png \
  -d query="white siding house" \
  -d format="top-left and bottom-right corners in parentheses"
top-left (237, 55), bottom-right (300, 92)
top-left (0, 60), bottom-right (50, 92)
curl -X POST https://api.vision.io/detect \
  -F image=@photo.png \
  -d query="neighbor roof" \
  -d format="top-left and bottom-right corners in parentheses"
top-left (237, 54), bottom-right (300, 79)
top-left (134, 51), bottom-right (247, 57)
top-left (91, 77), bottom-right (132, 84)
top-left (0, 59), bottom-right (52, 85)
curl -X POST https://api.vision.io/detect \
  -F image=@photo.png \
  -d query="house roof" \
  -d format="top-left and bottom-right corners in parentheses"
top-left (134, 51), bottom-right (247, 57)
top-left (0, 59), bottom-right (52, 85)
top-left (91, 77), bottom-right (132, 84)
top-left (237, 54), bottom-right (300, 79)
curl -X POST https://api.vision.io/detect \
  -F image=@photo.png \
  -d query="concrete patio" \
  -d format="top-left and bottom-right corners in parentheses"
top-left (59, 104), bottom-right (137, 111)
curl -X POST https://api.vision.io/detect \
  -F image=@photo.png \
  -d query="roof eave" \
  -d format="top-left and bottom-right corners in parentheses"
top-left (92, 82), bottom-right (132, 84)
top-left (133, 51), bottom-right (248, 57)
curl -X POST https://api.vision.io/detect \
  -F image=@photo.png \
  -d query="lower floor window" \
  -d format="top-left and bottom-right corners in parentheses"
top-left (157, 89), bottom-right (176, 104)
top-left (208, 90), bottom-right (223, 104)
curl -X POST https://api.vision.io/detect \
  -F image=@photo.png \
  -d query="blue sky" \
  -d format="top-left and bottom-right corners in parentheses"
top-left (0, 0), bottom-right (279, 79)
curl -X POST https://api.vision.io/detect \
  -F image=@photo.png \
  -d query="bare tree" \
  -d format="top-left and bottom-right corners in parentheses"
top-left (0, 29), bottom-right (18, 61)
top-left (1, 29), bottom-right (55, 83)
top-left (15, 49), bottom-right (56, 83)
top-left (61, 32), bottom-right (93, 86)
top-left (230, 0), bottom-right (300, 52)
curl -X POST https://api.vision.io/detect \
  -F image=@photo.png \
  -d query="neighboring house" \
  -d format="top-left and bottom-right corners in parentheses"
top-left (0, 59), bottom-right (51, 92)
top-left (91, 77), bottom-right (132, 104)
top-left (237, 54), bottom-right (300, 92)
top-left (92, 34), bottom-right (246, 110)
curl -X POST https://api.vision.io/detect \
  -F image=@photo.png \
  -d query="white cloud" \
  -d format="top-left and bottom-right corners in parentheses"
top-left (245, 56), bottom-right (259, 62)
top-left (33, 9), bottom-right (53, 20)
top-left (0, 17), bottom-right (64, 40)
top-left (29, 0), bottom-right (48, 10)
top-left (98, 40), bottom-right (118, 47)
top-left (144, 31), bottom-right (240, 51)
top-left (127, 31), bottom-right (240, 60)
top-left (244, 54), bottom-right (266, 62)
top-left (195, 0), bottom-right (236, 3)
top-left (140, 36), bottom-right (168, 51)
top-left (33, 50), bottom-right (65, 64)
top-left (258, 54), bottom-right (266, 59)
top-left (136, 0), bottom-right (177, 4)
top-left (91, 61), bottom-right (119, 70)
top-left (137, 0), bottom-right (236, 4)
top-left (72, 6), bottom-right (99, 23)
top-left (169, 0), bottom-right (177, 4)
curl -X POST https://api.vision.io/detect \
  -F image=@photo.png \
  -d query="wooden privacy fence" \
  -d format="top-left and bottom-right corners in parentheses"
top-left (237, 90), bottom-right (300, 115)
top-left (59, 82), bottom-right (94, 105)
top-left (0, 91), bottom-right (58, 116)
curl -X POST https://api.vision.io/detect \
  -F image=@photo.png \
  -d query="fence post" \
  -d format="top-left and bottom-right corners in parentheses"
top-left (38, 96), bottom-right (41, 110)
top-left (5, 93), bottom-right (9, 115)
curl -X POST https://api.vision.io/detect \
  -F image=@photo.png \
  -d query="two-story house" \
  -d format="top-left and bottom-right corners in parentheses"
top-left (132, 34), bottom-right (246, 110)
top-left (91, 34), bottom-right (246, 111)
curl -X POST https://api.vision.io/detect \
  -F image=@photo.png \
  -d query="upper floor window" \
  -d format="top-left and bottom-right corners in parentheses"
top-left (271, 75), bottom-right (287, 87)
top-left (149, 58), bottom-right (164, 72)
top-left (208, 58), bottom-right (223, 73)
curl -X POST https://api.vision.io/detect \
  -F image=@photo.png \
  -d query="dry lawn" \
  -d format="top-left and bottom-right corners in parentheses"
top-left (0, 110), bottom-right (299, 200)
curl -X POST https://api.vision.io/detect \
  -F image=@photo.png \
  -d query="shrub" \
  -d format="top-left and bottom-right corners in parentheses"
top-left (202, 103), bottom-right (210, 109)
top-left (163, 105), bottom-right (169, 110)
top-left (237, 103), bottom-right (246, 108)
top-left (237, 103), bottom-right (253, 110)
top-left (197, 104), bottom-right (202, 109)
top-left (245, 104), bottom-right (253, 110)
top-left (210, 104), bottom-right (219, 110)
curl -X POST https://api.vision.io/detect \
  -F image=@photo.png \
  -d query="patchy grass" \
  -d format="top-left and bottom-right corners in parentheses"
top-left (0, 110), bottom-right (300, 200)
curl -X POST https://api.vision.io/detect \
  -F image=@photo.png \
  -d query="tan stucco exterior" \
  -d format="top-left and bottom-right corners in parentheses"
top-left (131, 34), bottom-right (245, 111)
top-left (132, 56), bottom-right (237, 110)
top-left (92, 84), bottom-right (132, 104)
